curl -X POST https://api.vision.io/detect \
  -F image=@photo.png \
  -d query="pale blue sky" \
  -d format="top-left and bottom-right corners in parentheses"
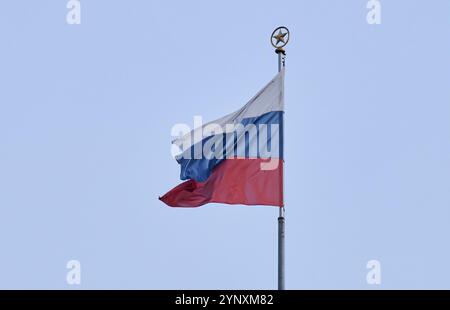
top-left (1, 0), bottom-right (450, 289)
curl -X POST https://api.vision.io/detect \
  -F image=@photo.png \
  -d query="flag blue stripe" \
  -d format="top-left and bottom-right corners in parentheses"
top-left (177, 110), bottom-right (284, 182)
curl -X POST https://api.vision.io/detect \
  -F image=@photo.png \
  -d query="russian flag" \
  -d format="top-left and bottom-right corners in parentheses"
top-left (160, 69), bottom-right (284, 208)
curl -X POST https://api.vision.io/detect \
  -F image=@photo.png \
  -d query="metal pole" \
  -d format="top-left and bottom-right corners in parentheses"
top-left (276, 48), bottom-right (286, 290)
top-left (278, 209), bottom-right (285, 290)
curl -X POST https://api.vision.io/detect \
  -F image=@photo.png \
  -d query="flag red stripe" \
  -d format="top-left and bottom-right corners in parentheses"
top-left (159, 158), bottom-right (283, 208)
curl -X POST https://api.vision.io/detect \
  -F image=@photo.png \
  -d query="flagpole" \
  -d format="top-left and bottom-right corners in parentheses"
top-left (277, 48), bottom-right (286, 291)
top-left (271, 27), bottom-right (289, 291)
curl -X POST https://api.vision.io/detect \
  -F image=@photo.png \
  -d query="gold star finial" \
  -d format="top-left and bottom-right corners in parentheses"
top-left (271, 27), bottom-right (290, 50)
top-left (273, 29), bottom-right (287, 45)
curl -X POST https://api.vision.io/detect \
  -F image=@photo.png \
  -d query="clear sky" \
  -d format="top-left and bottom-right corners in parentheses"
top-left (1, 0), bottom-right (450, 289)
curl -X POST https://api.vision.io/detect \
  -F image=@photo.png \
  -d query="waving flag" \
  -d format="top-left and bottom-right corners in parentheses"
top-left (159, 69), bottom-right (284, 208)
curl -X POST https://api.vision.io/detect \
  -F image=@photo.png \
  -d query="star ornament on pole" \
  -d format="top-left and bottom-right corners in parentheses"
top-left (271, 26), bottom-right (290, 52)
